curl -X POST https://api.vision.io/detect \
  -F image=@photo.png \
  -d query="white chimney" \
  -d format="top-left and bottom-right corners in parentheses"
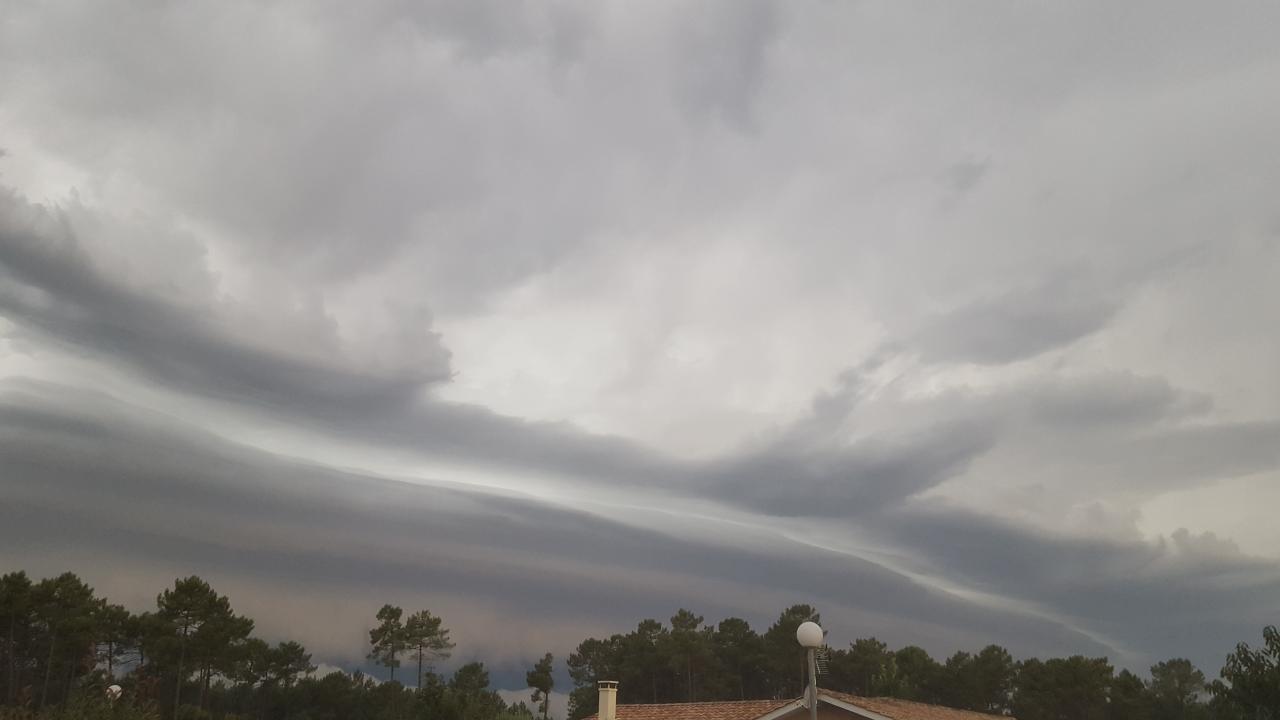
top-left (598, 681), bottom-right (618, 720)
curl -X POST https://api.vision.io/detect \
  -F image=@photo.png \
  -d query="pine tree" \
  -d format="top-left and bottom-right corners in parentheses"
top-left (527, 652), bottom-right (555, 720)
top-left (0, 571), bottom-right (34, 706)
top-left (156, 576), bottom-right (253, 713)
top-left (368, 605), bottom-right (408, 683)
top-left (404, 609), bottom-right (454, 689)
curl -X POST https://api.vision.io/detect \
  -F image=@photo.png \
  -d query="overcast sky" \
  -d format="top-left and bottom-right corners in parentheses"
top-left (2, 0), bottom-right (1279, 696)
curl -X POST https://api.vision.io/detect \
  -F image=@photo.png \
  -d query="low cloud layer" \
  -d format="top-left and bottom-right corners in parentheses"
top-left (0, 379), bottom-right (1112, 682)
top-left (3, 0), bottom-right (1280, 693)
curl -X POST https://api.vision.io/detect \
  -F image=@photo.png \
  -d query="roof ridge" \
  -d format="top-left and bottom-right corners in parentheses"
top-left (595, 689), bottom-right (1013, 720)
top-left (616, 699), bottom-right (793, 707)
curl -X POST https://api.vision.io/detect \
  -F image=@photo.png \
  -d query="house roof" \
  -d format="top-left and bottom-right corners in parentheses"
top-left (588, 691), bottom-right (1008, 720)
top-left (593, 699), bottom-right (796, 720)
top-left (820, 691), bottom-right (1009, 720)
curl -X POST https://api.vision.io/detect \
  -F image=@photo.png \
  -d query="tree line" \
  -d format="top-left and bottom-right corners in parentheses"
top-left (564, 605), bottom-right (1278, 720)
top-left (2, 572), bottom-right (1277, 720)
top-left (0, 571), bottom-right (540, 720)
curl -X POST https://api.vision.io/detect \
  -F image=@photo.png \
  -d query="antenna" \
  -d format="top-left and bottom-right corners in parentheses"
top-left (815, 646), bottom-right (830, 676)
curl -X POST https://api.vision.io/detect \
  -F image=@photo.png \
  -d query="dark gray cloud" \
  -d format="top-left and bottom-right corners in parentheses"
top-left (0, 193), bottom-right (992, 513)
top-left (696, 423), bottom-right (993, 517)
top-left (4, 376), bottom-right (1274, 679)
top-left (2, 0), bottom-right (1280, 691)
top-left (668, 0), bottom-right (779, 129)
top-left (869, 502), bottom-right (1280, 673)
top-left (911, 273), bottom-right (1121, 365)
top-left (1014, 372), bottom-right (1210, 428)
top-left (0, 379), bottom-right (1110, 682)
top-left (2, 193), bottom-right (1273, 522)
top-left (0, 191), bottom-right (678, 486)
top-left (0, 190), bottom-right (451, 411)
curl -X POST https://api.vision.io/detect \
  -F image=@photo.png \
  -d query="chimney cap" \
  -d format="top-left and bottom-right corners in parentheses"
top-left (598, 680), bottom-right (619, 689)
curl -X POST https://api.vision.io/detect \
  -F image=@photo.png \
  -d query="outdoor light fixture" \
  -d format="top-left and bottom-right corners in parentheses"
top-left (796, 622), bottom-right (823, 720)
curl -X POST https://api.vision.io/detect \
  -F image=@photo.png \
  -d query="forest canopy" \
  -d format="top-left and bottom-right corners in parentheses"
top-left (1, 571), bottom-right (1276, 720)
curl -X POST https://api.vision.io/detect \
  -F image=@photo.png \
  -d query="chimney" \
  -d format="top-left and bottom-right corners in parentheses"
top-left (598, 681), bottom-right (618, 720)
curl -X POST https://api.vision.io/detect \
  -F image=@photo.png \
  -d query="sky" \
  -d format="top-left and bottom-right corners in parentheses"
top-left (2, 0), bottom-right (1279, 700)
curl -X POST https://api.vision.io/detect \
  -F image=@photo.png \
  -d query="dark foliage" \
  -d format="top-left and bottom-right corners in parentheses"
top-left (3, 572), bottom-right (1276, 720)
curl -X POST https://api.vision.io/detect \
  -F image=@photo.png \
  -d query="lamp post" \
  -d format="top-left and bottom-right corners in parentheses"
top-left (796, 622), bottom-right (823, 720)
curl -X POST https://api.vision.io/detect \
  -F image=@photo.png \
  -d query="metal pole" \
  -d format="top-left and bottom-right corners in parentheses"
top-left (807, 647), bottom-right (818, 720)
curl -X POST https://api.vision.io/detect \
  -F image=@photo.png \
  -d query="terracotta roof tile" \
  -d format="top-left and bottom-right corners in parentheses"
top-left (586, 692), bottom-right (1009, 720)
top-left (588, 699), bottom-right (795, 720)
top-left (821, 691), bottom-right (1011, 720)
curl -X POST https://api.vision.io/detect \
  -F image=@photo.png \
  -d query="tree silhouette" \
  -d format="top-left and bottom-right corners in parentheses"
top-left (527, 652), bottom-right (555, 720)
top-left (368, 604), bottom-right (407, 683)
top-left (404, 609), bottom-right (454, 689)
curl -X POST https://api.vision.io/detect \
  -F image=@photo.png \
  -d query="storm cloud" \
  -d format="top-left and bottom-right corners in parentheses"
top-left (3, 0), bottom-right (1280, 694)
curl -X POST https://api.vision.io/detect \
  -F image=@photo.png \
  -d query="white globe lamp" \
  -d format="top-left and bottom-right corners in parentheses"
top-left (796, 621), bottom-right (824, 648)
top-left (796, 621), bottom-right (823, 720)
